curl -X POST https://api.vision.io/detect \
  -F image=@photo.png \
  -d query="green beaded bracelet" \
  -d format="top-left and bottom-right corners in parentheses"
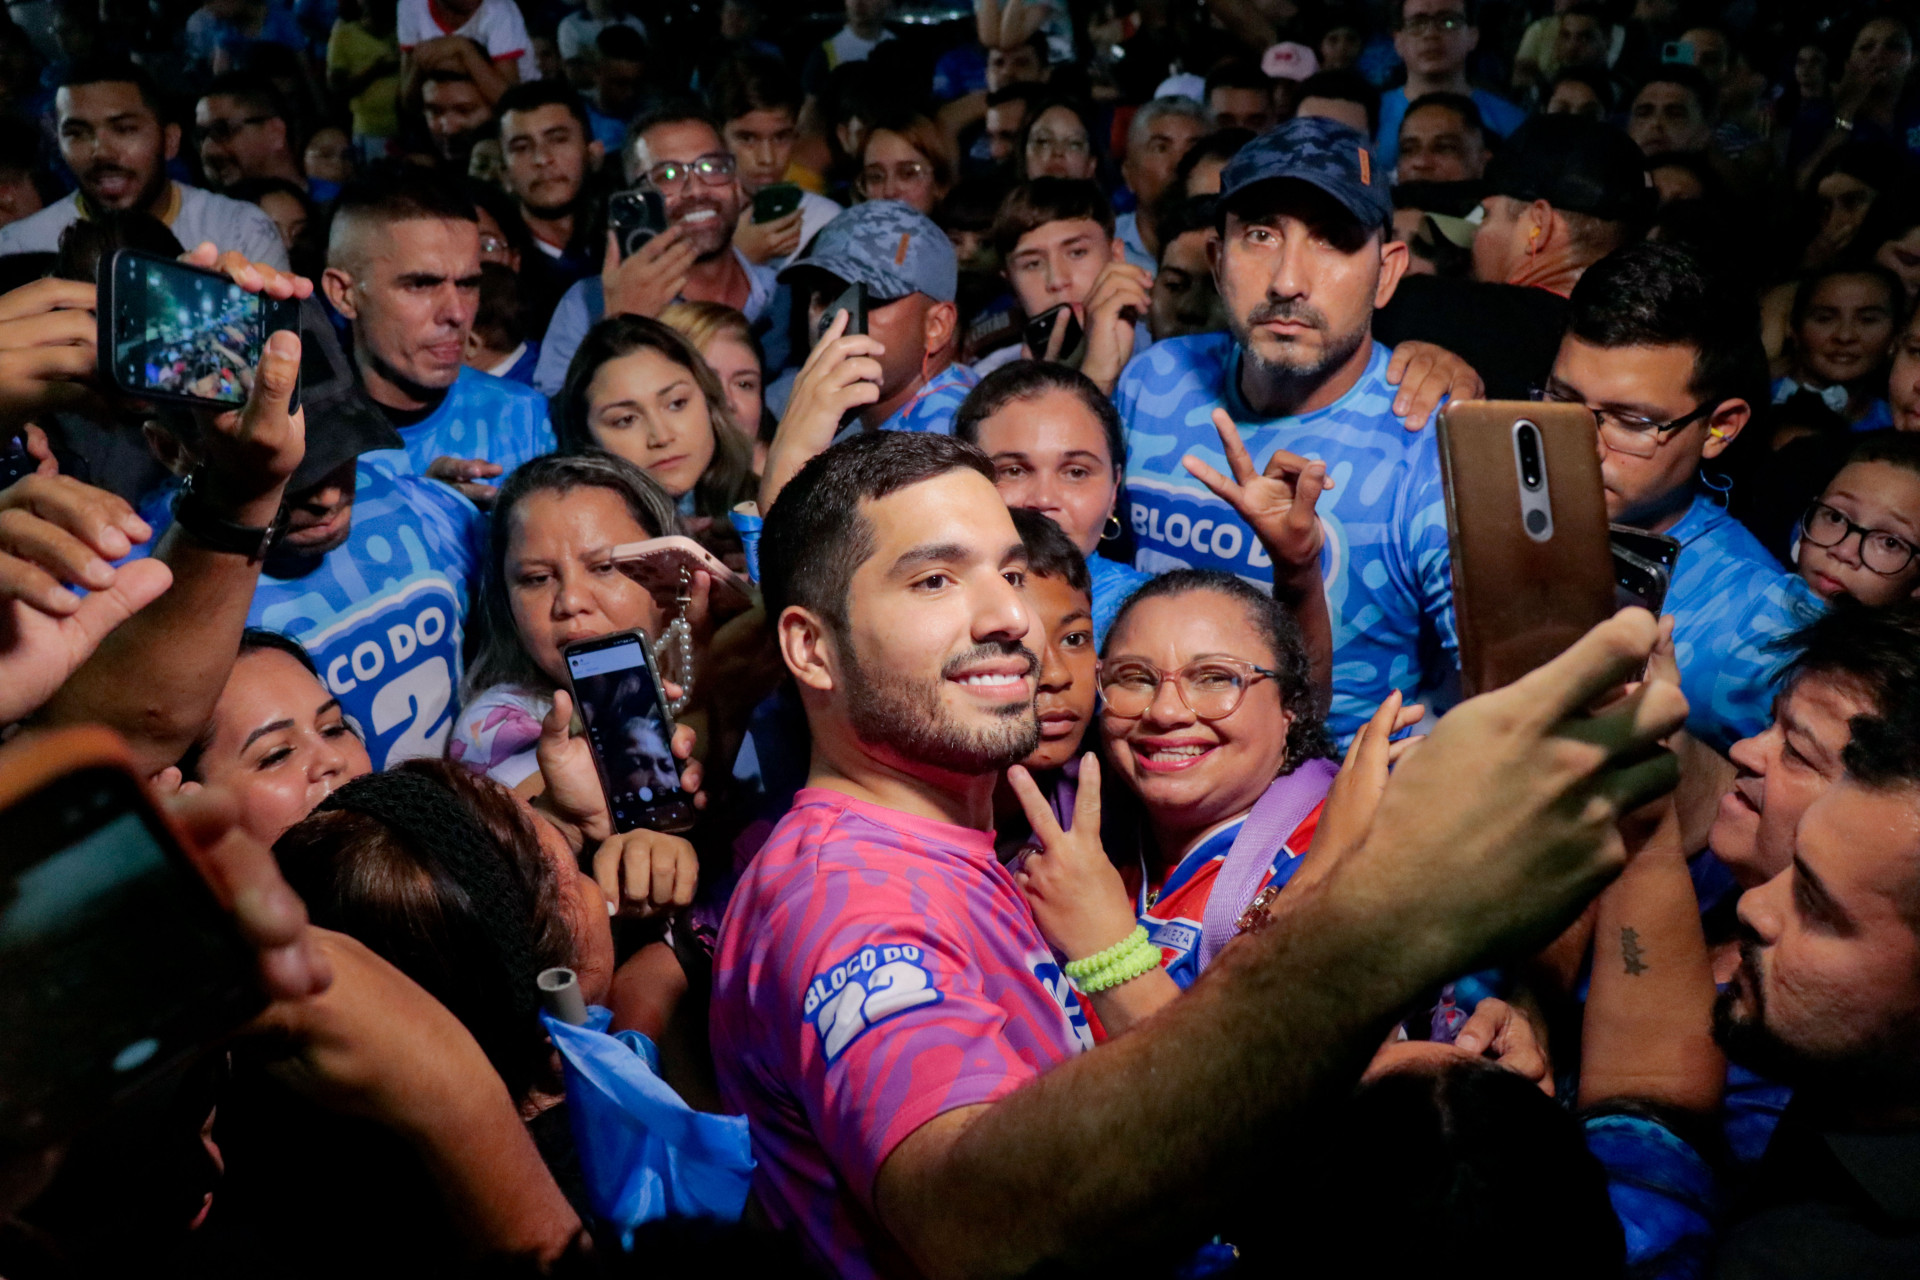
top-left (1063, 926), bottom-right (1150, 983)
top-left (1079, 936), bottom-right (1162, 993)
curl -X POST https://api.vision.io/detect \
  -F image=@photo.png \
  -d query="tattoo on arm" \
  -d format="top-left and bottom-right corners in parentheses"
top-left (1620, 926), bottom-right (1648, 976)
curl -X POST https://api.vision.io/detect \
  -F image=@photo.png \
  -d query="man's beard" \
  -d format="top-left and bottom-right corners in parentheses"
top-left (1712, 941), bottom-right (1920, 1092)
top-left (83, 160), bottom-right (166, 213)
top-left (1230, 295), bottom-right (1369, 402)
top-left (845, 638), bottom-right (1041, 775)
top-left (670, 195), bottom-right (735, 261)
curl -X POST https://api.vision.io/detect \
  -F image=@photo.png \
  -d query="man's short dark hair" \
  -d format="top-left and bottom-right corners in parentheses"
top-left (1009, 507), bottom-right (1091, 595)
top-left (57, 57), bottom-right (165, 120)
top-left (707, 53), bottom-right (800, 126)
top-left (1173, 127), bottom-right (1255, 193)
top-left (1564, 241), bottom-right (1768, 416)
top-left (1550, 66), bottom-right (1616, 113)
top-left (597, 24), bottom-right (648, 62)
top-left (200, 71), bottom-right (291, 124)
top-left (1394, 0), bottom-right (1478, 26)
top-left (333, 171), bottom-right (478, 229)
top-left (1402, 91), bottom-right (1484, 140)
top-left (1819, 603), bottom-right (1920, 794)
top-left (1298, 69), bottom-right (1382, 135)
top-left (494, 79), bottom-right (592, 138)
top-left (761, 433), bottom-right (996, 632)
top-left (1205, 59), bottom-right (1272, 99)
top-left (991, 177), bottom-right (1114, 262)
top-left (627, 99), bottom-right (722, 162)
top-left (1153, 192), bottom-right (1219, 255)
top-left (1634, 64), bottom-right (1718, 120)
top-left (1846, 428), bottom-right (1920, 482)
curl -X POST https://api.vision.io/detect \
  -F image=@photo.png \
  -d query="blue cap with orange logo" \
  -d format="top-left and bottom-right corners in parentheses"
top-left (1216, 116), bottom-right (1392, 231)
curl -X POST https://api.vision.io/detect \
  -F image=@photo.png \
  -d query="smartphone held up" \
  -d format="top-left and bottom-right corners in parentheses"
top-left (564, 630), bottom-right (695, 835)
top-left (98, 249), bottom-right (298, 409)
top-left (1437, 402), bottom-right (1616, 696)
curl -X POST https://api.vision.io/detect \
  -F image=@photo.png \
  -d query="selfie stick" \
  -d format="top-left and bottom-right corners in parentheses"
top-left (537, 967), bottom-right (590, 1027)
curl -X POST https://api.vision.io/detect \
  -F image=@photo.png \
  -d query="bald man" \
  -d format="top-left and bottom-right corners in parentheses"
top-left (321, 172), bottom-right (553, 506)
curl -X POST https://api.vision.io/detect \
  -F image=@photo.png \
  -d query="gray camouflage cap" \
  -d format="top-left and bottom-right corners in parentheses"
top-left (777, 199), bottom-right (958, 303)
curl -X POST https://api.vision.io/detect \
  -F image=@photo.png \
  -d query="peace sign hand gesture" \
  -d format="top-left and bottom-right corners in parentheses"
top-left (1181, 408), bottom-right (1332, 577)
top-left (1009, 755), bottom-right (1136, 962)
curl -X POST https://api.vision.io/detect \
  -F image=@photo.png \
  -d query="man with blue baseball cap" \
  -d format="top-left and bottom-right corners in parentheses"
top-left (1111, 115), bottom-right (1462, 744)
top-left (759, 199), bottom-right (979, 508)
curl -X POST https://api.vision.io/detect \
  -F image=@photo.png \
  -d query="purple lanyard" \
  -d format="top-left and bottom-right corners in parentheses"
top-left (1196, 757), bottom-right (1338, 971)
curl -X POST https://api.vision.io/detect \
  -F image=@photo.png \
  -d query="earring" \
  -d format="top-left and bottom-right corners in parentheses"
top-left (1708, 426), bottom-right (1729, 439)
top-left (1102, 512), bottom-right (1123, 541)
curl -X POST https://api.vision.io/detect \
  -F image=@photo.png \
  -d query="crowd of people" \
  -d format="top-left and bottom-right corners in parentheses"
top-left (4, 0), bottom-right (1920, 1276)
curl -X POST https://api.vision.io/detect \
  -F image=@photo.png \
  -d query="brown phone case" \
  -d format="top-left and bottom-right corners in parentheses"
top-left (1437, 401), bottom-right (1615, 697)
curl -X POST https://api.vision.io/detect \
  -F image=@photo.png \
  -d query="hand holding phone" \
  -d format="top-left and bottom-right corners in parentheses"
top-left (610, 188), bottom-right (669, 259)
top-left (815, 280), bottom-right (868, 345)
top-left (610, 534), bottom-right (756, 614)
top-left (601, 220), bottom-right (698, 320)
top-left (752, 183), bottom-right (804, 224)
top-left (0, 276), bottom-right (109, 432)
top-left (564, 631), bottom-right (695, 834)
top-left (100, 249), bottom-right (301, 409)
top-left (1023, 303), bottom-right (1085, 366)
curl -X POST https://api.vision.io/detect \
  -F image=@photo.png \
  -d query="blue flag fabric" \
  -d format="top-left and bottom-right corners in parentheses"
top-left (542, 1006), bottom-right (755, 1249)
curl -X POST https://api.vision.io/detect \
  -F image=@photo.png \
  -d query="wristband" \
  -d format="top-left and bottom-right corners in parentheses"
top-left (171, 473), bottom-right (284, 562)
top-left (1063, 925), bottom-right (1161, 993)
top-left (1063, 925), bottom-right (1148, 981)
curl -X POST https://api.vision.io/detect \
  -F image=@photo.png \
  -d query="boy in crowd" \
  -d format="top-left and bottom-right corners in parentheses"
top-left (710, 54), bottom-right (843, 269)
top-left (1796, 433), bottom-right (1920, 608)
top-left (494, 80), bottom-right (606, 332)
top-left (1374, 0), bottom-right (1526, 170)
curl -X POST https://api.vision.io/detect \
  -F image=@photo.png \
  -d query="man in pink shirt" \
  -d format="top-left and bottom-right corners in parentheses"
top-left (712, 431), bottom-right (1691, 1279)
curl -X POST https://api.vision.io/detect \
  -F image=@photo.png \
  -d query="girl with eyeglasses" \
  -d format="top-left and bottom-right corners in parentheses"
top-left (1018, 98), bottom-right (1099, 182)
top-left (1796, 433), bottom-right (1920, 606)
top-left (855, 112), bottom-right (954, 214)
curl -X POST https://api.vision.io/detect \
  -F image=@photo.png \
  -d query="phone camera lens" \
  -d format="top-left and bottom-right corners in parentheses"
top-left (1515, 423), bottom-right (1544, 490)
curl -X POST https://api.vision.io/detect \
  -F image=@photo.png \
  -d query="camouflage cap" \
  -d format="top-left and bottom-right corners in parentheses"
top-left (1216, 115), bottom-right (1392, 231)
top-left (777, 199), bottom-right (958, 303)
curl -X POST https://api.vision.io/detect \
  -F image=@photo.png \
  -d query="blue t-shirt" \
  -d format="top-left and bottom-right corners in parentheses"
top-left (1375, 86), bottom-right (1530, 170)
top-left (360, 365), bottom-right (555, 483)
top-left (829, 362), bottom-right (981, 442)
top-left (1088, 551), bottom-right (1150, 648)
top-left (1113, 335), bottom-right (1457, 744)
top-left (1661, 494), bottom-right (1825, 752)
top-left (1584, 1111), bottom-right (1717, 1280)
top-left (143, 462), bottom-right (485, 770)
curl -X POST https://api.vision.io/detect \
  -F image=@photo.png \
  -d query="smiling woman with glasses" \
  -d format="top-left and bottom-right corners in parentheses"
top-left (1019, 569), bottom-right (1341, 1001)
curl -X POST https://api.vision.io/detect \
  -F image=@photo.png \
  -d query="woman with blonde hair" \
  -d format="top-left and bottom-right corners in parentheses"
top-left (661, 300), bottom-right (769, 452)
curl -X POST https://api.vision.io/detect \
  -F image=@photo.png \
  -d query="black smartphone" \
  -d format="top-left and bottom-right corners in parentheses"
top-left (610, 188), bottom-right (669, 260)
top-left (563, 630), bottom-right (694, 834)
top-left (1609, 525), bottom-right (1682, 574)
top-left (99, 249), bottom-right (298, 409)
top-left (752, 182), bottom-right (803, 224)
top-left (0, 729), bottom-right (265, 1153)
top-left (1613, 544), bottom-right (1672, 615)
top-left (1023, 303), bottom-right (1086, 365)
top-left (816, 279), bottom-right (867, 344)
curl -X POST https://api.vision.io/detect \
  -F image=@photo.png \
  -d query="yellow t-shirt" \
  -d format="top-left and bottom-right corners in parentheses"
top-left (327, 20), bottom-right (400, 140)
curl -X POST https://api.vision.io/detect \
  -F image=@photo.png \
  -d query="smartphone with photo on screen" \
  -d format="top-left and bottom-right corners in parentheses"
top-left (563, 630), bottom-right (694, 834)
top-left (99, 249), bottom-right (299, 409)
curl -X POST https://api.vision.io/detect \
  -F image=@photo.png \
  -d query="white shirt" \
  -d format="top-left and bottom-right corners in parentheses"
top-left (398, 0), bottom-right (539, 82)
top-left (822, 24), bottom-right (892, 69)
top-left (0, 184), bottom-right (289, 270)
top-left (764, 189), bottom-right (842, 272)
top-left (556, 9), bottom-right (647, 63)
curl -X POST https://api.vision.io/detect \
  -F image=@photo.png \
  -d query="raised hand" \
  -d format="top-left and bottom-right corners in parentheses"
top-left (1182, 407), bottom-right (1331, 577)
top-left (1301, 689), bottom-right (1425, 876)
top-left (532, 687), bottom-right (705, 850)
top-left (734, 206), bottom-right (805, 265)
top-left (602, 223), bottom-right (698, 320)
top-left (759, 306), bottom-right (885, 511)
top-left (1078, 243), bottom-right (1154, 395)
top-left (0, 277), bottom-right (108, 432)
top-left (1008, 755), bottom-right (1136, 961)
top-left (0, 473), bottom-right (173, 724)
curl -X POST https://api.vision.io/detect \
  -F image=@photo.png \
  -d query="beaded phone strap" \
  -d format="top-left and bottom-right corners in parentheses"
top-left (656, 565), bottom-right (695, 716)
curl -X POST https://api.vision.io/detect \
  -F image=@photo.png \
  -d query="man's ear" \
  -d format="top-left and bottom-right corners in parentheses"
top-left (777, 605), bottom-right (839, 693)
top-left (924, 299), bottom-right (959, 359)
top-left (163, 121), bottom-right (181, 164)
top-left (1527, 199), bottom-right (1555, 244)
top-left (1701, 398), bottom-right (1752, 460)
top-left (322, 265), bottom-right (358, 320)
top-left (267, 116), bottom-right (289, 155)
top-left (1110, 237), bottom-right (1126, 265)
top-left (1375, 235), bottom-right (1411, 310)
top-left (587, 138), bottom-right (605, 170)
top-left (142, 419), bottom-right (195, 475)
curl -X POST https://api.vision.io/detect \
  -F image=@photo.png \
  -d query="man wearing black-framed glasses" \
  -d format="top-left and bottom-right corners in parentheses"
top-left (534, 102), bottom-right (779, 396)
top-left (1548, 241), bottom-right (1822, 751)
top-left (1375, 0), bottom-right (1527, 171)
top-left (195, 74), bottom-right (306, 193)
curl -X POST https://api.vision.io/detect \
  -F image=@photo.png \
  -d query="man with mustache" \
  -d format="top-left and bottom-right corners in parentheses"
top-left (712, 428), bottom-right (1690, 1278)
top-left (1710, 665), bottom-right (1920, 1276)
top-left (0, 58), bottom-right (286, 269)
top-left (1112, 115), bottom-right (1460, 745)
top-left (534, 102), bottom-right (777, 395)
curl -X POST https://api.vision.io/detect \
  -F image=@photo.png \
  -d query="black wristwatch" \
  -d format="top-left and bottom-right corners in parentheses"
top-left (171, 472), bottom-right (285, 562)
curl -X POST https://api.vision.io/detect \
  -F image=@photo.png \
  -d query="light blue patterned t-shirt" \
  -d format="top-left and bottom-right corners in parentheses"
top-left (1112, 334), bottom-right (1457, 744)
top-left (142, 462), bottom-right (485, 770)
top-left (1660, 493), bottom-right (1825, 752)
top-left (361, 365), bottom-right (555, 483)
top-left (880, 361), bottom-right (980, 435)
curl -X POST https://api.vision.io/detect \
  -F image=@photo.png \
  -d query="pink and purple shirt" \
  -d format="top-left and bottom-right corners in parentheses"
top-left (711, 788), bottom-right (1093, 1279)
